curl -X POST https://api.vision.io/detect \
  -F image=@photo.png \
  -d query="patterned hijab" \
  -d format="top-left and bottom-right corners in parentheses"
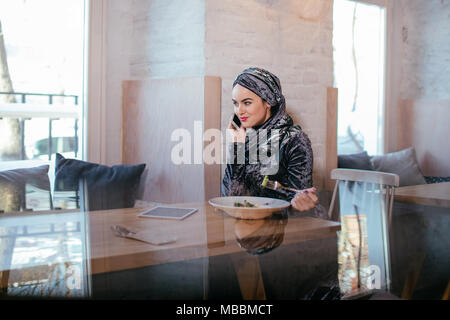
top-left (232, 67), bottom-right (287, 130)
top-left (231, 67), bottom-right (294, 182)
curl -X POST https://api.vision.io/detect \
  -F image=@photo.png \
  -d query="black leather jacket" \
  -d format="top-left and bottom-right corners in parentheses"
top-left (221, 112), bottom-right (313, 202)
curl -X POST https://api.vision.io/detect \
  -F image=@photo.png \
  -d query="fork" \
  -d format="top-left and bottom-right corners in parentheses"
top-left (261, 176), bottom-right (307, 194)
top-left (111, 225), bottom-right (136, 237)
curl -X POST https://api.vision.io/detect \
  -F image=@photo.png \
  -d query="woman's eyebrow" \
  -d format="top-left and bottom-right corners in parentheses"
top-left (232, 98), bottom-right (253, 102)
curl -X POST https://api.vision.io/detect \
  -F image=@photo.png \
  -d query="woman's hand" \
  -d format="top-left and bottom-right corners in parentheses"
top-left (228, 121), bottom-right (246, 143)
top-left (291, 188), bottom-right (318, 212)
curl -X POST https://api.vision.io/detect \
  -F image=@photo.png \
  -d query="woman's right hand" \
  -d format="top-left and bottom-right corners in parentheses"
top-left (291, 188), bottom-right (318, 212)
top-left (228, 121), bottom-right (246, 143)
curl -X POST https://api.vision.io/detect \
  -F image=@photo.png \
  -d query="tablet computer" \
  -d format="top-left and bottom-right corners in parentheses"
top-left (138, 206), bottom-right (198, 220)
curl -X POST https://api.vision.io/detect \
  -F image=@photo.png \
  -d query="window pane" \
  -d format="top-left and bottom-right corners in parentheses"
top-left (0, 0), bottom-right (85, 161)
top-left (333, 0), bottom-right (386, 155)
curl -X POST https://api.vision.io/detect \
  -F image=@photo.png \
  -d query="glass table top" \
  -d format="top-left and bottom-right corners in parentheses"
top-left (0, 197), bottom-right (448, 300)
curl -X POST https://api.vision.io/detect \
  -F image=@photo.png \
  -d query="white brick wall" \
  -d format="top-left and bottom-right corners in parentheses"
top-left (105, 0), bottom-right (334, 188)
top-left (103, 0), bottom-right (449, 189)
top-left (205, 0), bottom-right (334, 188)
top-left (105, 0), bottom-right (205, 165)
top-left (386, 0), bottom-right (450, 153)
top-left (398, 0), bottom-right (450, 100)
top-left (128, 0), bottom-right (205, 78)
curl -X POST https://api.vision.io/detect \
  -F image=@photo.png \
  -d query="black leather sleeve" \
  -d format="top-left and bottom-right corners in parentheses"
top-left (284, 129), bottom-right (314, 191)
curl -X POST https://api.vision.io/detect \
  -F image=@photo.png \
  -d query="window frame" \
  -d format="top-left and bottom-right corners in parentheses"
top-left (346, 0), bottom-right (386, 8)
top-left (383, 0), bottom-right (399, 154)
top-left (85, 0), bottom-right (107, 164)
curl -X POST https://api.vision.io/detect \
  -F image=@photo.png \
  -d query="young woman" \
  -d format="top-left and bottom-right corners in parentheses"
top-left (221, 67), bottom-right (319, 213)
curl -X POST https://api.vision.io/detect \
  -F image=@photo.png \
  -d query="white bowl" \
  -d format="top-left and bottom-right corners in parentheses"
top-left (208, 196), bottom-right (290, 220)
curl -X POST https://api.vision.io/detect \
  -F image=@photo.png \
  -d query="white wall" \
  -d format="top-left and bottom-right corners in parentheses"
top-left (104, 0), bottom-right (334, 188)
top-left (386, 0), bottom-right (450, 153)
top-left (205, 0), bottom-right (334, 187)
top-left (104, 0), bottom-right (205, 165)
top-left (398, 0), bottom-right (450, 100)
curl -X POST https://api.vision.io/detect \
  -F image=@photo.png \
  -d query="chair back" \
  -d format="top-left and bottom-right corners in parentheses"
top-left (328, 168), bottom-right (399, 297)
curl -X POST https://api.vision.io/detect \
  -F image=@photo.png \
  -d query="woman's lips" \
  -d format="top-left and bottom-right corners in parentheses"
top-left (240, 117), bottom-right (248, 122)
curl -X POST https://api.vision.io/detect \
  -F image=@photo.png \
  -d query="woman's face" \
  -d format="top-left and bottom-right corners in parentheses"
top-left (232, 84), bottom-right (271, 128)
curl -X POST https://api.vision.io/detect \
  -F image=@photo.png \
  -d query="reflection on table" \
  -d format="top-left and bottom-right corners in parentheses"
top-left (0, 210), bottom-right (90, 298)
top-left (0, 202), bottom-right (341, 299)
top-left (392, 182), bottom-right (450, 299)
top-left (395, 181), bottom-right (450, 208)
top-left (1, 195), bottom-right (448, 300)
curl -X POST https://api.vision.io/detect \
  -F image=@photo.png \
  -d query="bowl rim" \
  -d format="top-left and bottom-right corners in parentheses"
top-left (208, 196), bottom-right (291, 210)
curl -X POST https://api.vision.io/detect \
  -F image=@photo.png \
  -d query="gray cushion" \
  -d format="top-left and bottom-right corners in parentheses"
top-left (54, 153), bottom-right (146, 210)
top-left (338, 151), bottom-right (374, 170)
top-left (0, 165), bottom-right (50, 189)
top-left (370, 147), bottom-right (426, 186)
top-left (0, 165), bottom-right (51, 213)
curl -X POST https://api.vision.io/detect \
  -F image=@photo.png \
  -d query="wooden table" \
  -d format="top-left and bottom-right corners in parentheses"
top-left (0, 202), bottom-right (340, 299)
top-left (394, 182), bottom-right (450, 208)
top-left (89, 202), bottom-right (341, 274)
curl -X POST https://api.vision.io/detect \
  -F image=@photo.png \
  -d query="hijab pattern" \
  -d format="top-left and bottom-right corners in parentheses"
top-left (231, 67), bottom-right (291, 186)
top-left (223, 67), bottom-right (314, 204)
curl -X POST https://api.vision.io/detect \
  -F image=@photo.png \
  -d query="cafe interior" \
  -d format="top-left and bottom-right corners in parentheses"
top-left (0, 0), bottom-right (449, 300)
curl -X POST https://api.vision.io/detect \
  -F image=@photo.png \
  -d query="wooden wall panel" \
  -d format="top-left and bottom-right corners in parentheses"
top-left (397, 99), bottom-right (450, 176)
top-left (203, 77), bottom-right (222, 201)
top-left (325, 87), bottom-right (338, 191)
top-left (122, 77), bottom-right (222, 203)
